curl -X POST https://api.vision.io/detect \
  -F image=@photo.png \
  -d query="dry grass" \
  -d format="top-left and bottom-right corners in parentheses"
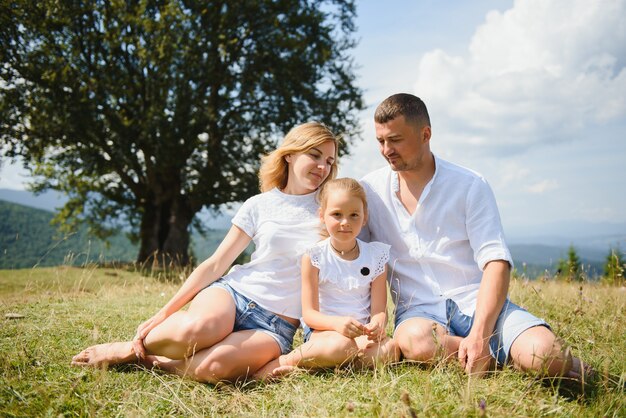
top-left (1, 267), bottom-right (624, 416)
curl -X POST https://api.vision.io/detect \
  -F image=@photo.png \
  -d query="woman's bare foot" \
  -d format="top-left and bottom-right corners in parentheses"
top-left (71, 341), bottom-right (136, 367)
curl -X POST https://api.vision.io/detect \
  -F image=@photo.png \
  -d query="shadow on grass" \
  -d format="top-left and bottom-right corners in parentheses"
top-left (541, 372), bottom-right (625, 403)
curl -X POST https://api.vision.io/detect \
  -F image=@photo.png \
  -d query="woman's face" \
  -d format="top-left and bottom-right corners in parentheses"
top-left (284, 141), bottom-right (336, 195)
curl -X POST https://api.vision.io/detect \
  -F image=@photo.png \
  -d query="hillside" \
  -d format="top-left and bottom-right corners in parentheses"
top-left (0, 200), bottom-right (231, 269)
top-left (0, 200), bottom-right (137, 268)
top-left (508, 244), bottom-right (608, 278)
top-left (1, 198), bottom-right (618, 275)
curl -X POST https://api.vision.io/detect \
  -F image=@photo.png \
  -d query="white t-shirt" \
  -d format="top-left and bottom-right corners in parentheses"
top-left (223, 188), bottom-right (320, 319)
top-left (360, 156), bottom-right (513, 316)
top-left (306, 238), bottom-right (390, 324)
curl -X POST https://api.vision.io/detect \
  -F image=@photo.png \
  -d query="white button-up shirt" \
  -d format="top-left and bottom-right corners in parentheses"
top-left (360, 156), bottom-right (512, 316)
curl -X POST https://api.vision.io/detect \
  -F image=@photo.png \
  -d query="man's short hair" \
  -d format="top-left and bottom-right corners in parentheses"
top-left (374, 93), bottom-right (431, 128)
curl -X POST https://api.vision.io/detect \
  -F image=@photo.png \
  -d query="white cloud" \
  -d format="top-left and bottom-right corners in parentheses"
top-left (0, 158), bottom-right (29, 190)
top-left (526, 179), bottom-right (559, 194)
top-left (413, 0), bottom-right (626, 156)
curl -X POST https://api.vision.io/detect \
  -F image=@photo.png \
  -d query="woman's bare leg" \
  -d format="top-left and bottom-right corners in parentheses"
top-left (72, 287), bottom-right (236, 367)
top-left (150, 329), bottom-right (281, 384)
top-left (142, 287), bottom-right (236, 359)
top-left (71, 341), bottom-right (136, 367)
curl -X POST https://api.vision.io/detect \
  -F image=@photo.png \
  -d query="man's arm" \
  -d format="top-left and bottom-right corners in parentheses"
top-left (457, 259), bottom-right (510, 376)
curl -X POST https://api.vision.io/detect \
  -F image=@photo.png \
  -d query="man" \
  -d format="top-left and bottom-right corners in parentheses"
top-left (360, 93), bottom-right (583, 378)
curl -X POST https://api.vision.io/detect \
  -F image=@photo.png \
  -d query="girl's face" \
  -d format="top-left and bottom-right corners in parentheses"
top-left (320, 189), bottom-right (366, 245)
top-left (284, 141), bottom-right (336, 195)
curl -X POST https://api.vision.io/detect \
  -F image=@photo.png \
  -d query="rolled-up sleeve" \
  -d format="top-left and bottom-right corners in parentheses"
top-left (465, 177), bottom-right (513, 271)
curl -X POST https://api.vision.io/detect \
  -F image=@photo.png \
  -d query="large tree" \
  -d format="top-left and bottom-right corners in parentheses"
top-left (0, 0), bottom-right (363, 265)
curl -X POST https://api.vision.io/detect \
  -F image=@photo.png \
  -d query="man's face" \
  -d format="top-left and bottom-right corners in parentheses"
top-left (375, 115), bottom-right (430, 172)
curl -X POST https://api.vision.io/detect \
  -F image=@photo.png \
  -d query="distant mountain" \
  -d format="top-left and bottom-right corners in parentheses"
top-left (1, 190), bottom-right (623, 276)
top-left (0, 199), bottom-right (137, 268)
top-left (0, 188), bottom-right (235, 229)
top-left (0, 199), bottom-right (234, 269)
top-left (0, 188), bottom-right (67, 212)
top-left (508, 243), bottom-right (609, 278)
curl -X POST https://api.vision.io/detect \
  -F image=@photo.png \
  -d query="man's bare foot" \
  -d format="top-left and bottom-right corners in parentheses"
top-left (567, 357), bottom-right (595, 383)
top-left (71, 341), bottom-right (136, 367)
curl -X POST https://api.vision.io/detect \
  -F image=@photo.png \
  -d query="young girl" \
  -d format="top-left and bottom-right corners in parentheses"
top-left (72, 122), bottom-right (339, 384)
top-left (255, 178), bottom-right (399, 379)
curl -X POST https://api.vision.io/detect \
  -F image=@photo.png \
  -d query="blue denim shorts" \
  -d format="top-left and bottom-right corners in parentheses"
top-left (209, 279), bottom-right (298, 354)
top-left (395, 299), bottom-right (549, 365)
top-left (302, 323), bottom-right (314, 342)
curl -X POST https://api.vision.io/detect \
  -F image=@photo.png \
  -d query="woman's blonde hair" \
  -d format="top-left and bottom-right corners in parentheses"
top-left (318, 178), bottom-right (368, 237)
top-left (258, 122), bottom-right (339, 192)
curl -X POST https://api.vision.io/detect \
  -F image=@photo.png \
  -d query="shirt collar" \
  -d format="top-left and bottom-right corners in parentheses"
top-left (390, 153), bottom-right (440, 200)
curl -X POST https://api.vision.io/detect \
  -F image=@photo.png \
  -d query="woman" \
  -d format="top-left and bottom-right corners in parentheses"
top-left (72, 122), bottom-right (339, 383)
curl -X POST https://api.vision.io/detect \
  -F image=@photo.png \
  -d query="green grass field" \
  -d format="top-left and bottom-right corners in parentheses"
top-left (1, 267), bottom-right (624, 416)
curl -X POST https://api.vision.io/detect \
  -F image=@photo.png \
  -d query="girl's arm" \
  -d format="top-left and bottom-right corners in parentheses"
top-left (364, 267), bottom-right (388, 342)
top-left (301, 254), bottom-right (365, 339)
top-left (133, 225), bottom-right (251, 355)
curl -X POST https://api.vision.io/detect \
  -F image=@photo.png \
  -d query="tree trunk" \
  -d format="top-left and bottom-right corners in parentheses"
top-left (136, 195), bottom-right (195, 267)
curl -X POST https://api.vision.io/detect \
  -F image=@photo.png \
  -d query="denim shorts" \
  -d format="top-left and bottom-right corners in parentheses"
top-left (209, 279), bottom-right (298, 354)
top-left (394, 298), bottom-right (549, 365)
top-left (302, 323), bottom-right (314, 342)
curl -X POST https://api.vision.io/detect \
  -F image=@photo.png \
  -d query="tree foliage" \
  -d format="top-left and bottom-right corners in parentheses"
top-left (0, 0), bottom-right (363, 265)
top-left (603, 247), bottom-right (624, 286)
top-left (556, 244), bottom-right (583, 282)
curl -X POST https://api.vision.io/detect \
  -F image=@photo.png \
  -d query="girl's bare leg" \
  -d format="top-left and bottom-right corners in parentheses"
top-left (149, 329), bottom-right (281, 384)
top-left (354, 335), bottom-right (400, 368)
top-left (253, 331), bottom-right (359, 380)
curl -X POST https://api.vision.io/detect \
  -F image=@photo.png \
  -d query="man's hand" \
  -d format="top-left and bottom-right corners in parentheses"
top-left (458, 331), bottom-right (492, 377)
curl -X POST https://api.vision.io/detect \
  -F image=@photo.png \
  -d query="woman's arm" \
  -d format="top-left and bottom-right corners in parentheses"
top-left (159, 226), bottom-right (251, 313)
top-left (301, 254), bottom-right (365, 338)
top-left (364, 268), bottom-right (388, 341)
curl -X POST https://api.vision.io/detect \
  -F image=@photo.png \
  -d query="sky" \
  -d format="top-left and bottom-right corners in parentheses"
top-left (340, 0), bottom-right (626, 237)
top-left (2, 0), bottom-right (626, 238)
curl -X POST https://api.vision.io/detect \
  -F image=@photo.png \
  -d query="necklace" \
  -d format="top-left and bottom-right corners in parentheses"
top-left (329, 241), bottom-right (358, 256)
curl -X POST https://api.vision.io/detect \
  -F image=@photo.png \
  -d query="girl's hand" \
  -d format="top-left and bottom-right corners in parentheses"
top-left (335, 316), bottom-right (365, 339)
top-left (364, 321), bottom-right (385, 342)
top-left (132, 311), bottom-right (167, 359)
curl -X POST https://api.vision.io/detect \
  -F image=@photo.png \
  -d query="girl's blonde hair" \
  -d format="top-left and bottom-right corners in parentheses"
top-left (258, 122), bottom-right (340, 192)
top-left (318, 178), bottom-right (368, 237)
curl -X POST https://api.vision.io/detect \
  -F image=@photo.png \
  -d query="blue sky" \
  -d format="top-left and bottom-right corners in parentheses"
top-left (340, 0), bottom-right (626, 237)
top-left (2, 0), bottom-right (625, 238)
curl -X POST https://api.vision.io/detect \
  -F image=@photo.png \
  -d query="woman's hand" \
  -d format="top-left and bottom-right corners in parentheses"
top-left (334, 316), bottom-right (365, 339)
top-left (132, 311), bottom-right (167, 359)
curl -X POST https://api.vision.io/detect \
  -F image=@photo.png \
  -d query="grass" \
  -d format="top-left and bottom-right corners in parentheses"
top-left (1, 267), bottom-right (624, 417)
